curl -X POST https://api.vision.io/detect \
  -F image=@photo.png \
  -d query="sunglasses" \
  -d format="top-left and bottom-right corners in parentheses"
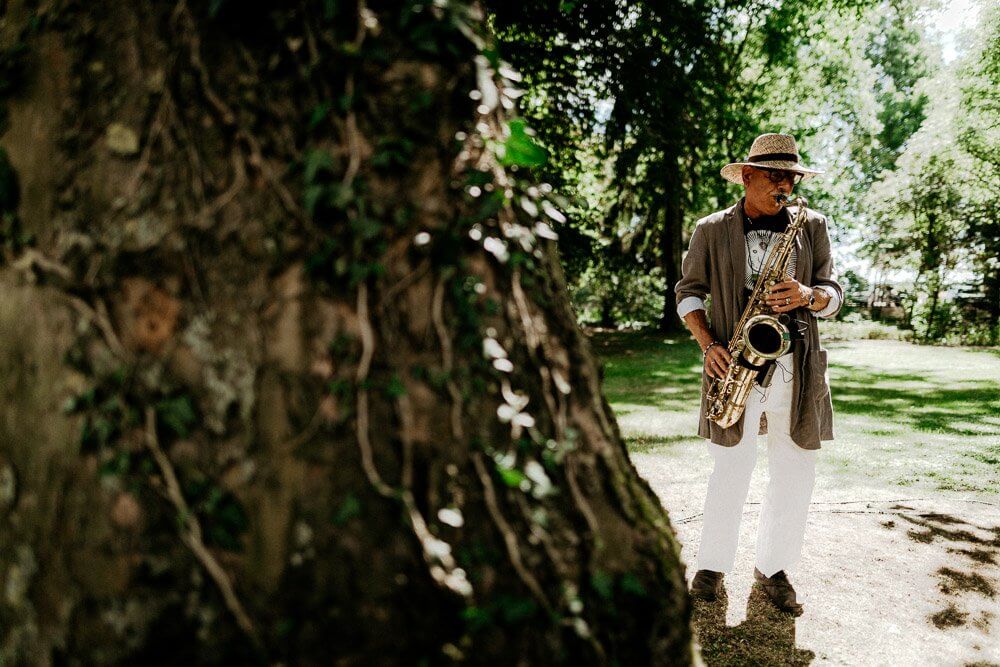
top-left (757, 167), bottom-right (803, 185)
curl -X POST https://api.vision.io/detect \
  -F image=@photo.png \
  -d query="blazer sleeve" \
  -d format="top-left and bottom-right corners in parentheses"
top-left (675, 222), bottom-right (711, 306)
top-left (810, 215), bottom-right (844, 319)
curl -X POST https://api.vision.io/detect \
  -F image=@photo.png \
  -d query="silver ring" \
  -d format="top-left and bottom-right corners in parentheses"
top-left (785, 297), bottom-right (791, 305)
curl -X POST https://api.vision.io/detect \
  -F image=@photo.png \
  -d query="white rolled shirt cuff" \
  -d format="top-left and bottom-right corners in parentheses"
top-left (677, 296), bottom-right (707, 319)
top-left (810, 285), bottom-right (840, 318)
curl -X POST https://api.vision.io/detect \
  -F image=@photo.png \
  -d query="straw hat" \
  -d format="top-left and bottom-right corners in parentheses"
top-left (720, 133), bottom-right (823, 184)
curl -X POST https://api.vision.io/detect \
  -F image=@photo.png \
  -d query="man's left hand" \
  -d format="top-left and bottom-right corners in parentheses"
top-left (766, 279), bottom-right (812, 313)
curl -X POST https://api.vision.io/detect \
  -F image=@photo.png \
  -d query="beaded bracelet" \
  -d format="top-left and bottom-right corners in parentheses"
top-left (703, 341), bottom-right (721, 357)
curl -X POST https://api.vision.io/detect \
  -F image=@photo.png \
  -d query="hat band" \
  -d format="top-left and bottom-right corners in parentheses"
top-left (748, 152), bottom-right (798, 163)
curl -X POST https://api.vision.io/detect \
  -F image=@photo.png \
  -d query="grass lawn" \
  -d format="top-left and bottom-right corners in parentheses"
top-left (591, 330), bottom-right (1000, 497)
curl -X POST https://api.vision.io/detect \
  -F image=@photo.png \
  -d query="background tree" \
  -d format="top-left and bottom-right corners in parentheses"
top-left (955, 0), bottom-right (1000, 343)
top-left (0, 0), bottom-right (692, 662)
top-left (486, 0), bottom-right (933, 333)
top-left (863, 0), bottom-right (999, 345)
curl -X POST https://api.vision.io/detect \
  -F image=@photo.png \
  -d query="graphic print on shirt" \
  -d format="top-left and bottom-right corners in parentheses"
top-left (745, 229), bottom-right (797, 291)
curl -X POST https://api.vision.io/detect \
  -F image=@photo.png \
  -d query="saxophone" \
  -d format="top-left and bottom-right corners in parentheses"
top-left (705, 194), bottom-right (809, 428)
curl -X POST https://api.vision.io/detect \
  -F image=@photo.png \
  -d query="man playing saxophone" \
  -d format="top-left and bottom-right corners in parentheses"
top-left (674, 133), bottom-right (843, 615)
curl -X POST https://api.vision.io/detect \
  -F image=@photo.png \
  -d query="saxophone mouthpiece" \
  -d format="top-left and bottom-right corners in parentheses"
top-left (774, 193), bottom-right (791, 206)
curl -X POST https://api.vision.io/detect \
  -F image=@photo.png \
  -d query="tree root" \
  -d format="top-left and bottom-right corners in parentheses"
top-left (432, 274), bottom-right (464, 440)
top-left (172, 0), bottom-right (304, 224)
top-left (340, 0), bottom-right (369, 189)
top-left (144, 407), bottom-right (262, 652)
top-left (472, 452), bottom-right (551, 613)
top-left (564, 453), bottom-right (602, 550)
top-left (355, 282), bottom-right (395, 498)
top-left (356, 281), bottom-right (471, 598)
top-left (395, 393), bottom-right (415, 490)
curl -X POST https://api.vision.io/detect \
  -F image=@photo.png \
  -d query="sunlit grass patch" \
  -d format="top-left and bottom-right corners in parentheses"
top-left (592, 331), bottom-right (1000, 496)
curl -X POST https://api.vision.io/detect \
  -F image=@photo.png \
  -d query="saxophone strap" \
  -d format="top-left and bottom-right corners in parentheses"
top-left (736, 355), bottom-right (777, 389)
top-left (778, 313), bottom-right (808, 341)
top-left (737, 355), bottom-right (770, 372)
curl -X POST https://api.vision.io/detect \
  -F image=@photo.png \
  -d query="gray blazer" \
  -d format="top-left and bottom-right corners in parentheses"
top-left (674, 199), bottom-right (844, 450)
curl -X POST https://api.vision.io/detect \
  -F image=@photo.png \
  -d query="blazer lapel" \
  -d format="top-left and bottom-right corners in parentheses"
top-left (727, 202), bottom-right (746, 309)
top-left (790, 205), bottom-right (808, 284)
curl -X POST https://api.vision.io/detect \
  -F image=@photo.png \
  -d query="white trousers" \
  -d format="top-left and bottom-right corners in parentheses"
top-left (696, 353), bottom-right (818, 578)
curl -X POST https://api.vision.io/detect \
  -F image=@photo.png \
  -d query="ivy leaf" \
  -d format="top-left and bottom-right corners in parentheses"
top-left (304, 184), bottom-right (325, 217)
top-left (308, 101), bottom-right (332, 131)
top-left (156, 395), bottom-right (197, 438)
top-left (499, 119), bottom-right (548, 168)
top-left (385, 374), bottom-right (406, 398)
top-left (620, 572), bottom-right (647, 597)
top-left (461, 606), bottom-right (493, 632)
top-left (591, 570), bottom-right (614, 600)
top-left (496, 594), bottom-right (537, 623)
top-left (333, 494), bottom-right (362, 525)
top-left (304, 149), bottom-right (335, 184)
top-left (496, 465), bottom-right (526, 489)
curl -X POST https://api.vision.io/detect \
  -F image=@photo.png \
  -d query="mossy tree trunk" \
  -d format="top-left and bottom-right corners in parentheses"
top-left (0, 0), bottom-right (692, 663)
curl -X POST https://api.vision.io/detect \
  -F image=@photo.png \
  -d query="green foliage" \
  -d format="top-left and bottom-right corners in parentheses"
top-left (861, 8), bottom-right (1000, 346)
top-left (372, 137), bottom-right (416, 169)
top-left (98, 450), bottom-right (132, 478)
top-left (619, 572), bottom-right (646, 597)
top-left (384, 373), bottom-right (407, 398)
top-left (495, 462), bottom-right (527, 489)
top-left (299, 140), bottom-right (389, 289)
top-left (571, 261), bottom-right (666, 328)
top-left (498, 119), bottom-right (548, 168)
top-left (461, 594), bottom-right (540, 633)
top-left (332, 493), bottom-right (362, 525)
top-left (183, 475), bottom-right (250, 551)
top-left (68, 373), bottom-right (139, 453)
top-left (488, 0), bottom-right (913, 332)
top-left (156, 395), bottom-right (197, 438)
top-left (590, 570), bottom-right (614, 601)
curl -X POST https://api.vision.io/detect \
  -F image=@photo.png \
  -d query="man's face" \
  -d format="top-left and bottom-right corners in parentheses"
top-left (741, 166), bottom-right (801, 215)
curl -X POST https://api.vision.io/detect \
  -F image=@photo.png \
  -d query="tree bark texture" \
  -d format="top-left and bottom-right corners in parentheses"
top-left (0, 1), bottom-right (692, 664)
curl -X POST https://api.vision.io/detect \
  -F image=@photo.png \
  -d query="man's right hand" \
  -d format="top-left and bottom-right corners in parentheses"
top-left (704, 343), bottom-right (732, 379)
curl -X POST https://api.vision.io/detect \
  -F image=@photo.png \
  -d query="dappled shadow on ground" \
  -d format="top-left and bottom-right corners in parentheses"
top-left (881, 506), bottom-right (999, 636)
top-left (693, 586), bottom-right (815, 666)
top-left (829, 363), bottom-right (1000, 438)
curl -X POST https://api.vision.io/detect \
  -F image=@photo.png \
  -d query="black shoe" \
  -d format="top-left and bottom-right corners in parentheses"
top-left (753, 568), bottom-right (804, 616)
top-left (690, 569), bottom-right (725, 601)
